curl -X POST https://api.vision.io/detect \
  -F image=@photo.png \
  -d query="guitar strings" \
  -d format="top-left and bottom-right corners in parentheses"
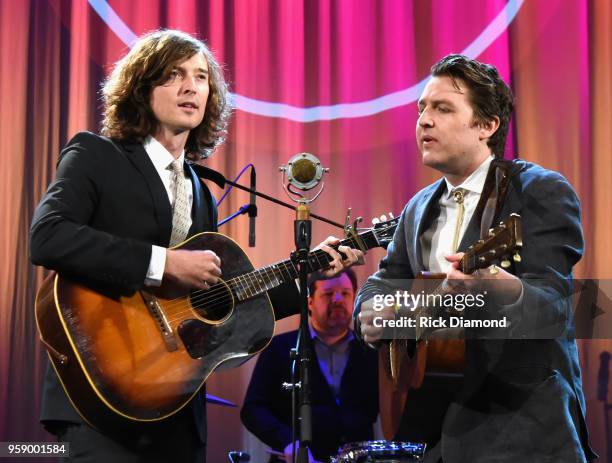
top-left (161, 251), bottom-right (331, 324)
top-left (160, 245), bottom-right (337, 313)
top-left (162, 249), bottom-right (331, 323)
top-left (161, 258), bottom-right (299, 312)
top-left (162, 258), bottom-right (304, 323)
top-left (158, 231), bottom-right (373, 311)
top-left (156, 232), bottom-right (383, 323)
top-left (161, 233), bottom-right (379, 322)
top-left (165, 294), bottom-right (235, 324)
top-left (162, 262), bottom-right (298, 323)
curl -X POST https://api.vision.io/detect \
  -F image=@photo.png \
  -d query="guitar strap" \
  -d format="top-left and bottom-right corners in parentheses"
top-left (379, 158), bottom-right (517, 440)
top-left (446, 159), bottom-right (514, 341)
top-left (477, 158), bottom-right (514, 239)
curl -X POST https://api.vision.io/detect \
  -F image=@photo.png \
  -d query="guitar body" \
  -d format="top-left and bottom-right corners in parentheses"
top-left (378, 214), bottom-right (522, 439)
top-left (34, 217), bottom-right (399, 433)
top-left (378, 274), bottom-right (467, 440)
top-left (35, 232), bottom-right (275, 432)
top-left (378, 338), bottom-right (466, 439)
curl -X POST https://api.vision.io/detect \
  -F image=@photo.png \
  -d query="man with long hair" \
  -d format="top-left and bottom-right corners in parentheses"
top-left (30, 29), bottom-right (362, 462)
top-left (355, 55), bottom-right (597, 462)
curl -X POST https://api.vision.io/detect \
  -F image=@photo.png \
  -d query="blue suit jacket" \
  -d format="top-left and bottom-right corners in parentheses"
top-left (355, 160), bottom-right (597, 462)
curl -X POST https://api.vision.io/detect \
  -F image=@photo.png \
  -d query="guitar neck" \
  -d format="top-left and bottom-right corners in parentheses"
top-left (229, 230), bottom-right (380, 302)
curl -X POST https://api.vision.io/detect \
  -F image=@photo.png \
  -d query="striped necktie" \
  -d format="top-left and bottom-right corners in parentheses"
top-left (168, 160), bottom-right (191, 246)
top-left (451, 188), bottom-right (466, 253)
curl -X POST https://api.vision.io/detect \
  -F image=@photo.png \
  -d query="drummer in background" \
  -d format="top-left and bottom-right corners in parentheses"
top-left (241, 269), bottom-right (379, 462)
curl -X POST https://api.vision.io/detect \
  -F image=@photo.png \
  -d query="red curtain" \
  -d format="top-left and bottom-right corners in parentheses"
top-left (1, 1), bottom-right (610, 461)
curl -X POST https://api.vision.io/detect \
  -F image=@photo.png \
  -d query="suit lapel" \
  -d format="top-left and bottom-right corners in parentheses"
top-left (412, 179), bottom-right (446, 271)
top-left (186, 162), bottom-right (218, 233)
top-left (121, 141), bottom-right (173, 246)
top-left (186, 162), bottom-right (204, 234)
top-left (458, 159), bottom-right (526, 252)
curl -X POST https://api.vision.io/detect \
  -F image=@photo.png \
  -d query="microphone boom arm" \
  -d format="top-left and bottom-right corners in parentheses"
top-left (222, 179), bottom-right (345, 230)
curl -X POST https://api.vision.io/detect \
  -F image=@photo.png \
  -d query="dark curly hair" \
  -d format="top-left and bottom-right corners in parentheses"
top-left (431, 54), bottom-right (514, 158)
top-left (101, 29), bottom-right (230, 159)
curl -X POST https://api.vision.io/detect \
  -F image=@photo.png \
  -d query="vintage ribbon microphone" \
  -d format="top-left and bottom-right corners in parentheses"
top-left (190, 163), bottom-right (343, 230)
top-left (279, 153), bottom-right (328, 463)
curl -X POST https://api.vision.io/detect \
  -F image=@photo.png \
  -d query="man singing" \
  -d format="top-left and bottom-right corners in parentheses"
top-left (355, 55), bottom-right (596, 463)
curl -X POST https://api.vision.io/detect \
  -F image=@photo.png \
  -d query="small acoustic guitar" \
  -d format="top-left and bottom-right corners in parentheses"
top-left (378, 213), bottom-right (522, 439)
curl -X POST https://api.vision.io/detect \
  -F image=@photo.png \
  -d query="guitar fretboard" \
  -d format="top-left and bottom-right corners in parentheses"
top-left (225, 231), bottom-right (380, 301)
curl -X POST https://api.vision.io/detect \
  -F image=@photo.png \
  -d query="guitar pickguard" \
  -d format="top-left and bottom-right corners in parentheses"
top-left (178, 318), bottom-right (231, 359)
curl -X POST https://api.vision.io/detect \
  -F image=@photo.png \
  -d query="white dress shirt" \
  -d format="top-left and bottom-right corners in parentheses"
top-left (308, 324), bottom-right (354, 402)
top-left (143, 136), bottom-right (193, 286)
top-left (420, 155), bottom-right (523, 306)
top-left (421, 156), bottom-right (493, 273)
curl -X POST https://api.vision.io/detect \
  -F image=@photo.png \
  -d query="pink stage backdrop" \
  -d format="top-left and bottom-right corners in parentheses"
top-left (1, 1), bottom-right (610, 461)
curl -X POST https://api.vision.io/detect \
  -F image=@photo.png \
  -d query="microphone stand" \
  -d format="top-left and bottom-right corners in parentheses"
top-left (190, 163), bottom-right (345, 230)
top-left (292, 202), bottom-right (314, 463)
top-left (248, 166), bottom-right (257, 247)
top-left (598, 351), bottom-right (611, 462)
top-left (193, 161), bottom-right (335, 463)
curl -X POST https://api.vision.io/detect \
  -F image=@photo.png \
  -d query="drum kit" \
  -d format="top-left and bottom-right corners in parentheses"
top-left (331, 440), bottom-right (426, 463)
top-left (212, 312), bottom-right (428, 463)
top-left (214, 390), bottom-right (426, 463)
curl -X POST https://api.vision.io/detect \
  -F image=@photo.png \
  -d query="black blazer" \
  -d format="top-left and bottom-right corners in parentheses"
top-left (241, 329), bottom-right (379, 462)
top-left (30, 132), bottom-right (300, 441)
top-left (355, 160), bottom-right (597, 462)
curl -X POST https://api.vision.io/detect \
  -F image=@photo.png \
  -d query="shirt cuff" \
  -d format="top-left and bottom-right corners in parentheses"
top-left (144, 245), bottom-right (167, 286)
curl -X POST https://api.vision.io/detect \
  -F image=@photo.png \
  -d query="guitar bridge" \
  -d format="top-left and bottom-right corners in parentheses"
top-left (140, 291), bottom-right (178, 352)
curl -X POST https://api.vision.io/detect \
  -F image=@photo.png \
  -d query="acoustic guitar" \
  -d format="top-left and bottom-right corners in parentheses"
top-left (35, 217), bottom-right (398, 433)
top-left (378, 213), bottom-right (522, 439)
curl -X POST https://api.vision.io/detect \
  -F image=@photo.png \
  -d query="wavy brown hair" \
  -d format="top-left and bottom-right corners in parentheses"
top-left (101, 29), bottom-right (230, 159)
top-left (431, 54), bottom-right (514, 158)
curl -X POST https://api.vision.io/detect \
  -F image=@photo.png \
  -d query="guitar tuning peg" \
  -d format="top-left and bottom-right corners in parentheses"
top-left (344, 208), bottom-right (352, 231)
top-left (489, 264), bottom-right (500, 275)
top-left (488, 228), bottom-right (495, 237)
top-left (380, 214), bottom-right (388, 221)
top-left (513, 252), bottom-right (522, 263)
top-left (501, 259), bottom-right (511, 269)
top-left (388, 212), bottom-right (394, 218)
top-left (371, 218), bottom-right (380, 225)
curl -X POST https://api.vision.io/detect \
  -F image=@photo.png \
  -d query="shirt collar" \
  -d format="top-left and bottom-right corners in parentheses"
top-left (444, 155), bottom-right (494, 198)
top-left (308, 323), bottom-right (354, 345)
top-left (143, 135), bottom-right (186, 171)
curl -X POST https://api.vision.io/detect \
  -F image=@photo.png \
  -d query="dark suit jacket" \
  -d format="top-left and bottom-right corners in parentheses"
top-left (241, 329), bottom-right (379, 462)
top-left (30, 132), bottom-right (300, 443)
top-left (355, 160), bottom-right (597, 463)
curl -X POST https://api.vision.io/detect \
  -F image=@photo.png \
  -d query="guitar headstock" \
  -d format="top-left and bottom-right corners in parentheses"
top-left (371, 213), bottom-right (399, 249)
top-left (461, 213), bottom-right (522, 274)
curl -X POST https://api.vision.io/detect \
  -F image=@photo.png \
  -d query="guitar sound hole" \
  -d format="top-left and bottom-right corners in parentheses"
top-left (189, 281), bottom-right (234, 323)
